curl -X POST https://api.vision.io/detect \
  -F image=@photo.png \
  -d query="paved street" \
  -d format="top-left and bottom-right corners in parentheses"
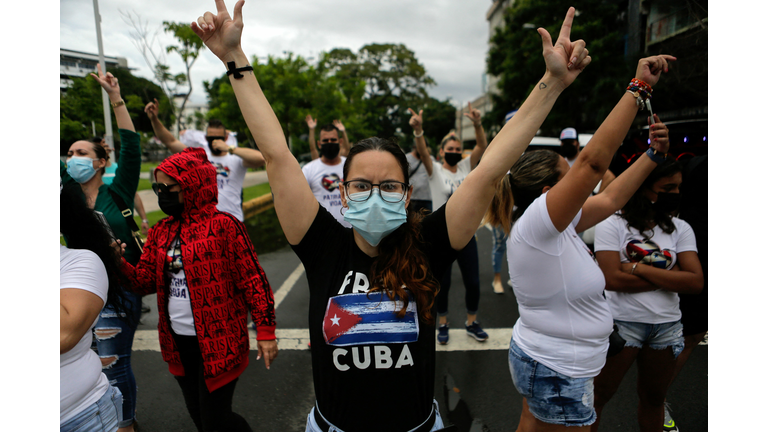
top-left (130, 224), bottom-right (708, 431)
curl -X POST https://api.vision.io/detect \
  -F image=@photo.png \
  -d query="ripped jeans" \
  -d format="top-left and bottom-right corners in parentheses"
top-left (93, 290), bottom-right (142, 428)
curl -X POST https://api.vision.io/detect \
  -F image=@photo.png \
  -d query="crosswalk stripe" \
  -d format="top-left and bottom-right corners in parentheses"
top-left (132, 328), bottom-right (515, 352)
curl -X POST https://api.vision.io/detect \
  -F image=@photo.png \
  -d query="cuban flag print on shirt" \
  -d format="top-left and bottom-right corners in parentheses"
top-left (323, 292), bottom-right (419, 346)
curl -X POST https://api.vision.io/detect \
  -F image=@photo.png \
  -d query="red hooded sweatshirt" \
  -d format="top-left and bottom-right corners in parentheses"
top-left (122, 147), bottom-right (275, 392)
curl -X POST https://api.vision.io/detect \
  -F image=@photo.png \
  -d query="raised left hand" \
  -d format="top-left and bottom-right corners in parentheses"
top-left (463, 102), bottom-right (482, 127)
top-left (332, 119), bottom-right (346, 132)
top-left (257, 339), bottom-right (278, 369)
top-left (191, 0), bottom-right (245, 62)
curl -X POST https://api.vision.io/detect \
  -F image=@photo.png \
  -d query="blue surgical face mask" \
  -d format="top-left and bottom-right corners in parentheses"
top-left (66, 156), bottom-right (99, 184)
top-left (343, 189), bottom-right (407, 247)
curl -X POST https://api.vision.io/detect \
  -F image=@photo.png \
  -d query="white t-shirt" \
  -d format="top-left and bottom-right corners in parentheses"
top-left (405, 152), bottom-right (432, 201)
top-left (166, 237), bottom-right (196, 336)
top-left (302, 157), bottom-right (351, 227)
top-left (428, 156), bottom-right (472, 210)
top-left (507, 194), bottom-right (613, 378)
top-left (60, 245), bottom-right (110, 424)
top-left (594, 214), bottom-right (698, 324)
top-left (181, 129), bottom-right (246, 221)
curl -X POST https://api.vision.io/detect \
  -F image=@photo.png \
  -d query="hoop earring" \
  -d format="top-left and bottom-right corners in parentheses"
top-left (339, 206), bottom-right (347, 216)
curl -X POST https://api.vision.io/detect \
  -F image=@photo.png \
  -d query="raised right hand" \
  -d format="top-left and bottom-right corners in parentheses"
top-left (407, 108), bottom-right (423, 132)
top-left (144, 98), bottom-right (159, 120)
top-left (305, 114), bottom-right (317, 129)
top-left (191, 0), bottom-right (245, 62)
top-left (537, 7), bottom-right (591, 88)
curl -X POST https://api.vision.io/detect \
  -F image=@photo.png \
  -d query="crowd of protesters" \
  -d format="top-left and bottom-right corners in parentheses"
top-left (60, 2), bottom-right (705, 431)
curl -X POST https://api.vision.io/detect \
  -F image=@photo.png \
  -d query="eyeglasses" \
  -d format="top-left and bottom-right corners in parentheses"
top-left (320, 138), bottom-right (339, 144)
top-left (152, 183), bottom-right (180, 195)
top-left (343, 180), bottom-right (407, 203)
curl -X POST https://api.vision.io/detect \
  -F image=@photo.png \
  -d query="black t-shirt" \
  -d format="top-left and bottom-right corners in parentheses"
top-left (292, 204), bottom-right (457, 431)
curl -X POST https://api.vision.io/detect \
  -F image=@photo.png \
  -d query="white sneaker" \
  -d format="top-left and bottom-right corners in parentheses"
top-left (663, 402), bottom-right (679, 431)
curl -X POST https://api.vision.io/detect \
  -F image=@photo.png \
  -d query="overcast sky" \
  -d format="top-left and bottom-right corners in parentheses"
top-left (60, 0), bottom-right (495, 108)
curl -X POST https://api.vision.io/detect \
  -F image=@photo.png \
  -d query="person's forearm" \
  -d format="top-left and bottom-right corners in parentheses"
top-left (576, 93), bottom-right (640, 174)
top-left (233, 147), bottom-right (265, 168)
top-left (605, 270), bottom-right (661, 293)
top-left (414, 134), bottom-right (433, 176)
top-left (478, 72), bottom-right (565, 183)
top-left (110, 95), bottom-right (135, 133)
top-left (134, 193), bottom-right (147, 220)
top-left (150, 116), bottom-right (182, 150)
top-left (599, 153), bottom-right (657, 210)
top-left (308, 128), bottom-right (318, 160)
top-left (469, 123), bottom-right (488, 169)
top-left (223, 50), bottom-right (291, 163)
top-left (632, 264), bottom-right (703, 294)
top-left (340, 130), bottom-right (351, 156)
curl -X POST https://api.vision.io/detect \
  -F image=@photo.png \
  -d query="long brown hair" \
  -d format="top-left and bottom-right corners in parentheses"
top-left (621, 159), bottom-right (682, 236)
top-left (484, 149), bottom-right (562, 235)
top-left (343, 137), bottom-right (440, 324)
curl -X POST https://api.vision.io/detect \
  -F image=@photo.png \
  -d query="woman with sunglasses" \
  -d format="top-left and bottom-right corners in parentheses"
top-left (406, 106), bottom-right (489, 345)
top-left (61, 64), bottom-right (142, 432)
top-left (590, 158), bottom-right (703, 431)
top-left (191, 2), bottom-right (589, 430)
top-left (117, 147), bottom-right (277, 432)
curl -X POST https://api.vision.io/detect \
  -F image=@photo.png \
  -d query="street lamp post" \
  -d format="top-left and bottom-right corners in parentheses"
top-left (93, 0), bottom-right (114, 151)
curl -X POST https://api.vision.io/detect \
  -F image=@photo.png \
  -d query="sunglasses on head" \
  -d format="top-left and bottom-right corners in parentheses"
top-left (152, 182), bottom-right (180, 195)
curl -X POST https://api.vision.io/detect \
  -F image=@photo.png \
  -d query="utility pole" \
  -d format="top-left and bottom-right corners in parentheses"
top-left (93, 0), bottom-right (114, 152)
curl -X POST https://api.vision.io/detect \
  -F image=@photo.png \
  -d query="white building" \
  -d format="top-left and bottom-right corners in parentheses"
top-left (60, 48), bottom-right (129, 90)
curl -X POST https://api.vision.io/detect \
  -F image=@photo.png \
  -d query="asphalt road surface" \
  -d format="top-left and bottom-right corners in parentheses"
top-left (130, 225), bottom-right (708, 431)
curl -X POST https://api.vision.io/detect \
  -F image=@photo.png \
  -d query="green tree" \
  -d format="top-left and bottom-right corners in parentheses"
top-left (60, 68), bottom-right (170, 154)
top-left (122, 12), bottom-right (205, 132)
top-left (319, 43), bottom-right (435, 140)
top-left (487, 0), bottom-right (632, 135)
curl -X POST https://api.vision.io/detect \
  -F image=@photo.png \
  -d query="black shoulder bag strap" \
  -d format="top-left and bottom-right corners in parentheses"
top-left (108, 188), bottom-right (144, 253)
top-left (409, 160), bottom-right (423, 178)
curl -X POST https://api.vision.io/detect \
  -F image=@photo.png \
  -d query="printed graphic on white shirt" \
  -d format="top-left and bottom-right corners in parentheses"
top-left (166, 238), bottom-right (196, 336)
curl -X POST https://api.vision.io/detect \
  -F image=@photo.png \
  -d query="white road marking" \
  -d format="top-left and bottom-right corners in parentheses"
top-left (274, 263), bottom-right (304, 310)
top-left (132, 328), bottom-right (513, 352)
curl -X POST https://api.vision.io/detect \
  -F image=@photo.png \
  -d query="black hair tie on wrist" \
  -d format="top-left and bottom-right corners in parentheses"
top-left (226, 61), bottom-right (254, 79)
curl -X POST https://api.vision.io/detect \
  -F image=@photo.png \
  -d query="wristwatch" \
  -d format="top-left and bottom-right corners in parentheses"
top-left (228, 146), bottom-right (236, 155)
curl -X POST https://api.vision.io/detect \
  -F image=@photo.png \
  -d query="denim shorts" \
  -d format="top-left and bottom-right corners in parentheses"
top-left (61, 385), bottom-right (122, 432)
top-left (614, 319), bottom-right (685, 358)
top-left (508, 338), bottom-right (596, 427)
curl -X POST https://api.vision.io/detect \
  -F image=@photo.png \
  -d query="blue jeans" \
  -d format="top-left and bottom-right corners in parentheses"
top-left (491, 225), bottom-right (508, 274)
top-left (614, 319), bottom-right (685, 358)
top-left (61, 385), bottom-right (122, 432)
top-left (508, 338), bottom-right (596, 427)
top-left (93, 290), bottom-right (142, 428)
top-left (436, 235), bottom-right (480, 316)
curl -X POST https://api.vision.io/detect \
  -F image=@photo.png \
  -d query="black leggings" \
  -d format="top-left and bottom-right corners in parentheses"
top-left (436, 234), bottom-right (480, 317)
top-left (172, 332), bottom-right (252, 432)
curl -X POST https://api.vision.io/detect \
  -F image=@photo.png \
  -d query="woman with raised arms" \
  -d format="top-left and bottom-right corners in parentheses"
top-left (191, 2), bottom-right (589, 430)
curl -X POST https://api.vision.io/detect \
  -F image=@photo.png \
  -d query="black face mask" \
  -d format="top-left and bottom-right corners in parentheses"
top-left (560, 141), bottom-right (578, 159)
top-left (653, 192), bottom-right (681, 214)
top-left (158, 191), bottom-right (185, 218)
top-left (206, 136), bottom-right (227, 155)
top-left (443, 152), bottom-right (462, 167)
top-left (320, 143), bottom-right (340, 159)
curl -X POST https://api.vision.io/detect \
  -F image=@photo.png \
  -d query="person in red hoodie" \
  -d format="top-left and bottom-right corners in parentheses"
top-left (119, 147), bottom-right (277, 432)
